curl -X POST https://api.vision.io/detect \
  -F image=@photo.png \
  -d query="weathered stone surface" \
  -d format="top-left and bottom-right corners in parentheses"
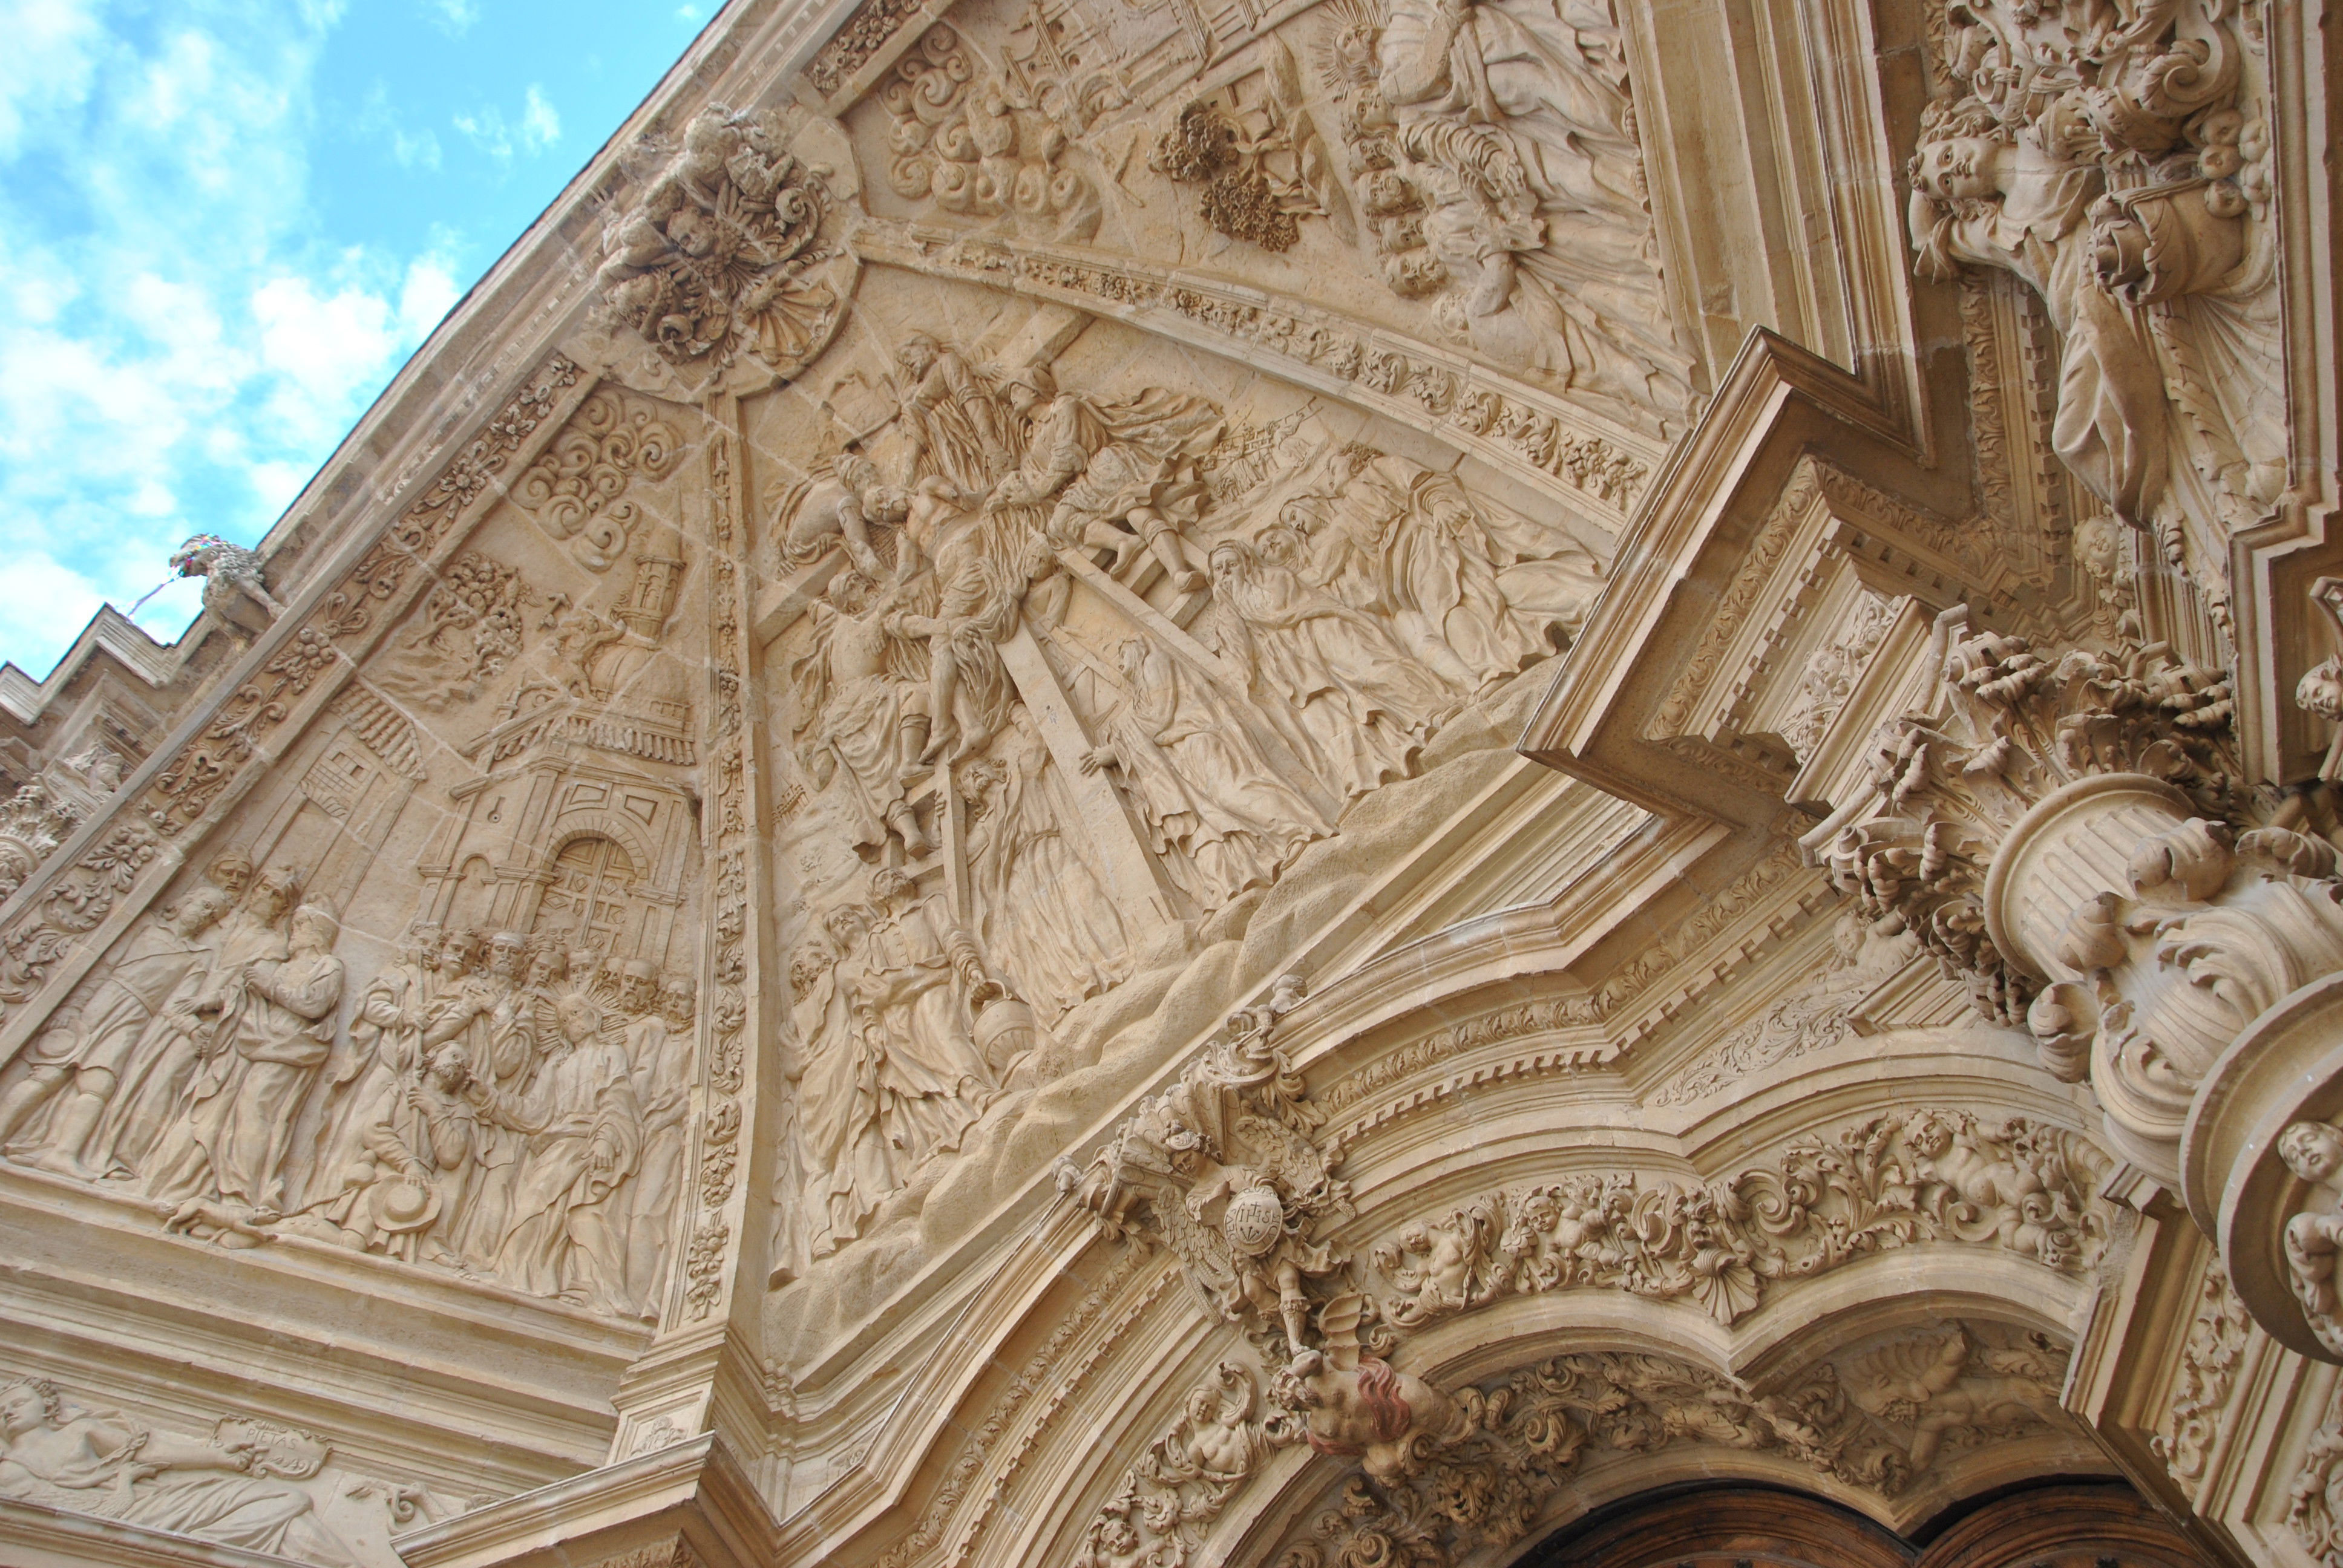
top-left (3, 1), bottom-right (2341, 1566)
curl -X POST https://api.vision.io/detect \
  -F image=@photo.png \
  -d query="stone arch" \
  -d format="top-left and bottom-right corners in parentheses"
top-left (531, 829), bottom-right (645, 955)
top-left (1513, 1481), bottom-right (2210, 1567)
top-left (536, 814), bottom-right (658, 890)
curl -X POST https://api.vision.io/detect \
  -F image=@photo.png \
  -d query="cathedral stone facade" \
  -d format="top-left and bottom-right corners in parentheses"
top-left (0, 1), bottom-right (2337, 1564)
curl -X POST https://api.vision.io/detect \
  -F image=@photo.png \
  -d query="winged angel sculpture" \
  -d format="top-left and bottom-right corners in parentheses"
top-left (1062, 976), bottom-right (1473, 1483)
top-left (1062, 975), bottom-right (1345, 1357)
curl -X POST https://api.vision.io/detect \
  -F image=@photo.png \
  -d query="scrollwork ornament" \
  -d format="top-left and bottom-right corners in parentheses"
top-left (588, 104), bottom-right (857, 396)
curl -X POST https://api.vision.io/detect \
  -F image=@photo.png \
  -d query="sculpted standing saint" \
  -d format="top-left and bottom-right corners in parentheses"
top-left (148, 901), bottom-right (347, 1232)
top-left (852, 869), bottom-right (997, 1171)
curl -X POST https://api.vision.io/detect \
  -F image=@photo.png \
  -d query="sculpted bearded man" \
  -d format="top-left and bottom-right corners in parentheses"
top-left (149, 901), bottom-right (347, 1236)
top-left (986, 362), bottom-right (1222, 592)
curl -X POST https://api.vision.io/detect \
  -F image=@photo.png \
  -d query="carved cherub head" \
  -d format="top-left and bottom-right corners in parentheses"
top-left (0, 1377), bottom-right (65, 1437)
top-left (2284, 1121), bottom-right (2343, 1190)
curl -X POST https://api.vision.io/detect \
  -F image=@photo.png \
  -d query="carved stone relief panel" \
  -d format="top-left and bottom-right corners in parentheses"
top-left (1908, 0), bottom-right (2282, 636)
top-left (747, 284), bottom-right (1611, 1277)
top-left (0, 388), bottom-right (710, 1329)
top-left (0, 1370), bottom-right (471, 1568)
top-left (841, 0), bottom-right (1702, 437)
top-left (577, 104), bottom-right (860, 402)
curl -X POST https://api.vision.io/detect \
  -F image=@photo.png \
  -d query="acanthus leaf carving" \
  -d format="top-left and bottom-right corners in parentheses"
top-left (884, 27), bottom-right (1102, 242)
top-left (1070, 1361), bottom-right (1293, 1568)
top-left (2150, 1259), bottom-right (2250, 1500)
top-left (2296, 1383), bottom-right (2343, 1567)
top-left (1806, 606), bottom-right (2319, 1184)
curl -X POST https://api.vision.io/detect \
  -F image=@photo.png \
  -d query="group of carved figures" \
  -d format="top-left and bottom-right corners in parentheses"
top-left (774, 338), bottom-right (1602, 1257)
top-left (0, 852), bottom-right (695, 1320)
top-left (789, 333), bottom-right (1599, 814)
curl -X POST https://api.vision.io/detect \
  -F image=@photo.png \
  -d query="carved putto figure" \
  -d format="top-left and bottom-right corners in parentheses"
top-left (2280, 1119), bottom-right (2343, 1358)
top-left (595, 104), bottom-right (837, 372)
top-left (1064, 975), bottom-right (1349, 1356)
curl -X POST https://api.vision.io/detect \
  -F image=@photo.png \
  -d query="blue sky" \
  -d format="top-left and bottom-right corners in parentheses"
top-left (0, 0), bottom-right (712, 680)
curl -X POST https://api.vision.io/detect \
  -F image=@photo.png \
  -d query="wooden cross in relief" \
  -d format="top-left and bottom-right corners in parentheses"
top-left (752, 543), bottom-right (1191, 941)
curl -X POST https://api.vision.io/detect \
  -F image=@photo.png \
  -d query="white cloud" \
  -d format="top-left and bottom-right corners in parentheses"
top-left (521, 85), bottom-right (560, 151)
top-left (425, 0), bottom-right (478, 34)
top-left (0, 1), bottom-right (465, 678)
top-left (455, 87), bottom-right (560, 165)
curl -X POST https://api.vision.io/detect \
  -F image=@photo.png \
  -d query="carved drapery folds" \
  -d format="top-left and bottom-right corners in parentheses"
top-left (1309, 0), bottom-right (1697, 424)
top-left (0, 841), bottom-right (696, 1322)
top-left (764, 335), bottom-right (1608, 1274)
top-left (1909, 0), bottom-right (2281, 623)
top-left (0, 1371), bottom-right (465, 1563)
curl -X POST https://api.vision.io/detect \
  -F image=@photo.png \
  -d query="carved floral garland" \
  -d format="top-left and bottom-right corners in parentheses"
top-left (1371, 1109), bottom-right (2108, 1328)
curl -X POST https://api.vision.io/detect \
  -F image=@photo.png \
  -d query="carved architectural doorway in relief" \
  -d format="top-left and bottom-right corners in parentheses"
top-left (535, 833), bottom-right (640, 954)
